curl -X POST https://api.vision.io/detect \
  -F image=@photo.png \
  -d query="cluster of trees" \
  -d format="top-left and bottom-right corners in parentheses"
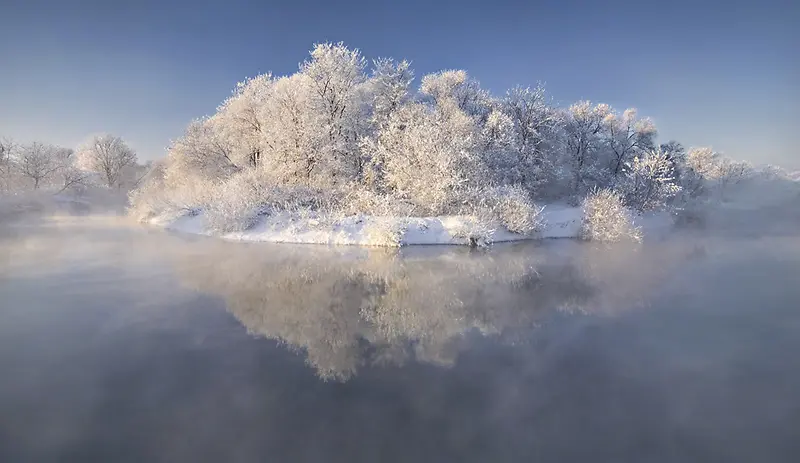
top-left (0, 134), bottom-right (141, 193)
top-left (132, 43), bottom-right (758, 229)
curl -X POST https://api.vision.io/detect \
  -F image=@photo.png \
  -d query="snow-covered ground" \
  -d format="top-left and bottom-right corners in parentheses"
top-left (149, 205), bottom-right (598, 246)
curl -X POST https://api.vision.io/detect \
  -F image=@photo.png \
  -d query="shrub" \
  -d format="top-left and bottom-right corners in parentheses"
top-left (336, 189), bottom-right (420, 217)
top-left (363, 219), bottom-right (407, 247)
top-left (580, 189), bottom-right (642, 242)
top-left (482, 185), bottom-right (544, 235)
top-left (203, 170), bottom-right (270, 233)
top-left (450, 215), bottom-right (496, 247)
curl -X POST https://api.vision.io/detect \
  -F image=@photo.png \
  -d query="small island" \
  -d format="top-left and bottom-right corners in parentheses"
top-left (129, 43), bottom-right (795, 246)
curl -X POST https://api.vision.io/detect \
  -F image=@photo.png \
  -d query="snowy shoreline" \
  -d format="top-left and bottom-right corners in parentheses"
top-left (149, 205), bottom-right (597, 246)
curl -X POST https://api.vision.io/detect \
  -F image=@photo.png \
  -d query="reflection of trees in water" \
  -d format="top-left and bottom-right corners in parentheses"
top-left (171, 241), bottom-right (687, 381)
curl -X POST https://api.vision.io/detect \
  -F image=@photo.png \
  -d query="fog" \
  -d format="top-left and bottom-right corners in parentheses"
top-left (1, 188), bottom-right (799, 461)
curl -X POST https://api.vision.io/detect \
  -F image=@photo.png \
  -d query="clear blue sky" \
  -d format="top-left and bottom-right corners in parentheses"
top-left (1, 0), bottom-right (797, 167)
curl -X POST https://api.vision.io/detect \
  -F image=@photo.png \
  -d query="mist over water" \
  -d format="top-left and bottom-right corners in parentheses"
top-left (1, 202), bottom-right (800, 462)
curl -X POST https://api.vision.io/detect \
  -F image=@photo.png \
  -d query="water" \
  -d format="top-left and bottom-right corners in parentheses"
top-left (1, 213), bottom-right (799, 462)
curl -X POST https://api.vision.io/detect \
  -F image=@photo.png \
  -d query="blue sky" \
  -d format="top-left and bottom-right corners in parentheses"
top-left (1, 0), bottom-right (797, 167)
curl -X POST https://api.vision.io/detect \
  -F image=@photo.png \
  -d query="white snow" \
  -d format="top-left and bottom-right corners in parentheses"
top-left (148, 205), bottom-right (589, 247)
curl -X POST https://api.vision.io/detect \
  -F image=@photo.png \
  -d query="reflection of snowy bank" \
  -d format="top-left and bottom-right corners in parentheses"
top-left (170, 241), bottom-right (692, 381)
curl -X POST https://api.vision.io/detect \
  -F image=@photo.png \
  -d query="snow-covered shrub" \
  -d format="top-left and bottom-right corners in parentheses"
top-left (128, 181), bottom-right (165, 221)
top-left (204, 169), bottom-right (341, 233)
top-left (363, 219), bottom-right (407, 247)
top-left (580, 189), bottom-right (642, 242)
top-left (203, 170), bottom-right (271, 233)
top-left (619, 149), bottom-right (682, 212)
top-left (450, 215), bottom-right (496, 247)
top-left (335, 188), bottom-right (419, 217)
top-left (479, 185), bottom-right (544, 235)
top-left (128, 162), bottom-right (172, 220)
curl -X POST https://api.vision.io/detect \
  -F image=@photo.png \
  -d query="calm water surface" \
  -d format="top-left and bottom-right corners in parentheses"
top-left (1, 213), bottom-right (799, 462)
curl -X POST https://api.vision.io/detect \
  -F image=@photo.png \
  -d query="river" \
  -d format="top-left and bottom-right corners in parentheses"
top-left (1, 210), bottom-right (799, 462)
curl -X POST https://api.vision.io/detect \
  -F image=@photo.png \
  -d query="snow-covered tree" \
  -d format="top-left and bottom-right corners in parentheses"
top-left (501, 85), bottom-right (561, 193)
top-left (502, 86), bottom-right (557, 164)
top-left (602, 108), bottom-right (657, 177)
top-left (360, 58), bottom-right (415, 190)
top-left (215, 73), bottom-right (274, 168)
top-left (53, 148), bottom-right (91, 194)
top-left (0, 138), bottom-right (15, 192)
top-left (420, 70), bottom-right (492, 120)
top-left (167, 118), bottom-right (241, 180)
top-left (367, 101), bottom-right (482, 214)
top-left (257, 74), bottom-right (317, 184)
top-left (681, 147), bottom-right (753, 199)
top-left (562, 102), bottom-right (612, 194)
top-left (480, 109), bottom-right (517, 180)
top-left (77, 134), bottom-right (137, 188)
top-left (368, 58), bottom-right (414, 128)
top-left (685, 147), bottom-right (721, 179)
top-left (620, 149), bottom-right (682, 211)
top-left (14, 142), bottom-right (64, 189)
top-left (301, 42), bottom-right (369, 182)
top-left (715, 157), bottom-right (752, 198)
top-left (660, 140), bottom-right (686, 164)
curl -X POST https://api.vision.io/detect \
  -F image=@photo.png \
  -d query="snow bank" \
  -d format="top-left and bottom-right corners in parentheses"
top-left (149, 205), bottom-right (586, 247)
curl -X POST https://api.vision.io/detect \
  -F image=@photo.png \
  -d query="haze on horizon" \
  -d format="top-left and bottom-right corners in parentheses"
top-left (1, 0), bottom-right (797, 168)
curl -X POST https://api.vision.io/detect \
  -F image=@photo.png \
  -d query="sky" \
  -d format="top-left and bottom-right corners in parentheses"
top-left (1, 0), bottom-right (798, 168)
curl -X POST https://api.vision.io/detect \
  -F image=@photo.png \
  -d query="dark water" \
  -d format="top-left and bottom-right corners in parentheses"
top-left (1, 214), bottom-right (799, 462)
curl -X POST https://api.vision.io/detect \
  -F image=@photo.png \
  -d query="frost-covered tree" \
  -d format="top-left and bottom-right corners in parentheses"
top-left (420, 70), bottom-right (492, 120)
top-left (367, 101), bottom-right (483, 213)
top-left (360, 58), bottom-right (415, 190)
top-left (480, 109), bottom-right (517, 179)
top-left (301, 42), bottom-right (369, 182)
top-left (368, 58), bottom-right (414, 128)
top-left (0, 138), bottom-right (15, 192)
top-left (52, 148), bottom-right (91, 194)
top-left (215, 73), bottom-right (275, 168)
top-left (602, 108), bottom-right (657, 177)
top-left (257, 74), bottom-right (318, 184)
top-left (659, 140), bottom-right (686, 180)
top-left (620, 149), bottom-right (682, 211)
top-left (14, 142), bottom-right (64, 189)
top-left (715, 157), bottom-right (752, 198)
top-left (77, 134), bottom-right (137, 188)
top-left (503, 86), bottom-right (557, 162)
top-left (660, 140), bottom-right (686, 164)
top-left (685, 147), bottom-right (721, 179)
top-left (681, 147), bottom-right (752, 199)
top-left (167, 118), bottom-right (240, 180)
top-left (501, 85), bottom-right (561, 192)
top-left (562, 102), bottom-right (611, 194)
